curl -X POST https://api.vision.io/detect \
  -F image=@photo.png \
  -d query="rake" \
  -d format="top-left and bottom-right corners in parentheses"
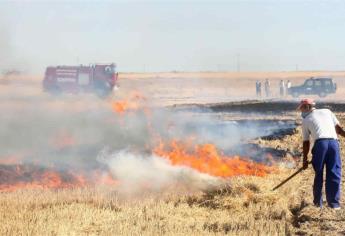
top-left (272, 161), bottom-right (311, 191)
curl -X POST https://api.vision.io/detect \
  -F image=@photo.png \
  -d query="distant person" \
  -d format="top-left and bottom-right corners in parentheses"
top-left (286, 80), bottom-right (292, 95)
top-left (255, 80), bottom-right (262, 97)
top-left (264, 79), bottom-right (270, 97)
top-left (279, 80), bottom-right (285, 97)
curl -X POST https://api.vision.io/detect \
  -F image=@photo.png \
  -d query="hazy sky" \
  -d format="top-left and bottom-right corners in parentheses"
top-left (1, 0), bottom-right (345, 73)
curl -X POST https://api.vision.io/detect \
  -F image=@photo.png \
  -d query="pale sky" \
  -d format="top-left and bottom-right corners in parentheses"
top-left (1, 0), bottom-right (345, 73)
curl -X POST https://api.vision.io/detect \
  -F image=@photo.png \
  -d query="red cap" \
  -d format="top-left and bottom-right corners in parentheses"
top-left (297, 98), bottom-right (315, 110)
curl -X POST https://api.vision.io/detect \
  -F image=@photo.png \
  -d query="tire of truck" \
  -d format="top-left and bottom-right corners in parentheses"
top-left (318, 92), bottom-right (327, 98)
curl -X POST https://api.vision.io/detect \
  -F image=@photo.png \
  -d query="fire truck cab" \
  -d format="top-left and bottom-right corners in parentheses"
top-left (43, 63), bottom-right (118, 97)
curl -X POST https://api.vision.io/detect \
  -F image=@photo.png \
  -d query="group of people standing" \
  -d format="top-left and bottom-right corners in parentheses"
top-left (255, 79), bottom-right (292, 97)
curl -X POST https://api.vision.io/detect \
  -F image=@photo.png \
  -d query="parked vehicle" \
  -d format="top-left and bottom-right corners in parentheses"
top-left (288, 77), bottom-right (336, 98)
top-left (43, 63), bottom-right (118, 97)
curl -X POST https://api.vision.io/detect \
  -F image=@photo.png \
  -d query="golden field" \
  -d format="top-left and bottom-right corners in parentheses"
top-left (0, 72), bottom-right (345, 235)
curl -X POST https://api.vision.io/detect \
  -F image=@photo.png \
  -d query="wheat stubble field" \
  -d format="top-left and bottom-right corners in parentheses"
top-left (1, 125), bottom-right (345, 235)
top-left (0, 72), bottom-right (345, 235)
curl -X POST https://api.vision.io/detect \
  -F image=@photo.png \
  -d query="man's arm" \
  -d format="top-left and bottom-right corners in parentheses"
top-left (303, 140), bottom-right (310, 169)
top-left (335, 124), bottom-right (345, 138)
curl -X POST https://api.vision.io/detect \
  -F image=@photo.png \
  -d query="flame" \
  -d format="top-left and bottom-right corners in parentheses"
top-left (111, 91), bottom-right (146, 114)
top-left (0, 164), bottom-right (118, 192)
top-left (0, 129), bottom-right (119, 192)
top-left (154, 140), bottom-right (274, 177)
top-left (111, 100), bottom-right (133, 114)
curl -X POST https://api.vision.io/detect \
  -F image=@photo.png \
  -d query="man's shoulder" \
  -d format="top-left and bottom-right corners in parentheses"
top-left (318, 108), bottom-right (331, 112)
top-left (315, 108), bottom-right (332, 115)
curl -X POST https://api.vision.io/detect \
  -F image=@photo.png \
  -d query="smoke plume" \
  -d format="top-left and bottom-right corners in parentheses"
top-left (0, 92), bottom-right (290, 193)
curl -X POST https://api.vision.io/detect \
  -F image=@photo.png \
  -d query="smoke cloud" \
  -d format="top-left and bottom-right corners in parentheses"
top-left (0, 91), bottom-right (293, 193)
top-left (98, 149), bottom-right (221, 195)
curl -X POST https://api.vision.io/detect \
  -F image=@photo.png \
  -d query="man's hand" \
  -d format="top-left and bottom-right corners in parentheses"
top-left (335, 124), bottom-right (345, 138)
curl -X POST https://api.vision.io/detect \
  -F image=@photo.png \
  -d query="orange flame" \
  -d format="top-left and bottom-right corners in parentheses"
top-left (112, 100), bottom-right (127, 113)
top-left (111, 91), bottom-right (146, 114)
top-left (0, 164), bottom-right (118, 192)
top-left (154, 140), bottom-right (274, 177)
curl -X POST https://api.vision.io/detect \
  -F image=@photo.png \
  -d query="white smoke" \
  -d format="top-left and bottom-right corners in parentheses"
top-left (98, 149), bottom-right (222, 195)
top-left (0, 90), bottom-right (293, 195)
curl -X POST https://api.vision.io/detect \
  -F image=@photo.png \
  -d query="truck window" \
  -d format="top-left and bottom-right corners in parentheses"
top-left (324, 80), bottom-right (331, 86)
top-left (315, 81), bottom-right (321, 86)
top-left (306, 80), bottom-right (313, 86)
top-left (78, 73), bottom-right (90, 85)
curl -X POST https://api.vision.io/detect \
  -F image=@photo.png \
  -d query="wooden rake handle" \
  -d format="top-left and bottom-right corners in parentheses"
top-left (272, 161), bottom-right (311, 191)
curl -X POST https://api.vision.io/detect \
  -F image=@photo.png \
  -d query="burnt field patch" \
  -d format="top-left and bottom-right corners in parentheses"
top-left (174, 100), bottom-right (345, 114)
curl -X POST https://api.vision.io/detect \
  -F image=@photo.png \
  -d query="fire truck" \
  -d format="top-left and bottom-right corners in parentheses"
top-left (43, 63), bottom-right (118, 97)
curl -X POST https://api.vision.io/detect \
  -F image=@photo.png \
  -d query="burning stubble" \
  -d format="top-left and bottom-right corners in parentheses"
top-left (0, 92), bottom-right (282, 193)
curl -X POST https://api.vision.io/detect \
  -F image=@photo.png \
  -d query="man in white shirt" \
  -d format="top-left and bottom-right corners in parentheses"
top-left (298, 98), bottom-right (345, 209)
top-left (286, 80), bottom-right (292, 96)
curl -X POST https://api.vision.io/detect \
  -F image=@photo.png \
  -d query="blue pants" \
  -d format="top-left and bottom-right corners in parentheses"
top-left (312, 139), bottom-right (342, 208)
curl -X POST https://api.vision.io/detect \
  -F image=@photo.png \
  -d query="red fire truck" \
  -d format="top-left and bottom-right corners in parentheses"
top-left (43, 63), bottom-right (118, 97)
